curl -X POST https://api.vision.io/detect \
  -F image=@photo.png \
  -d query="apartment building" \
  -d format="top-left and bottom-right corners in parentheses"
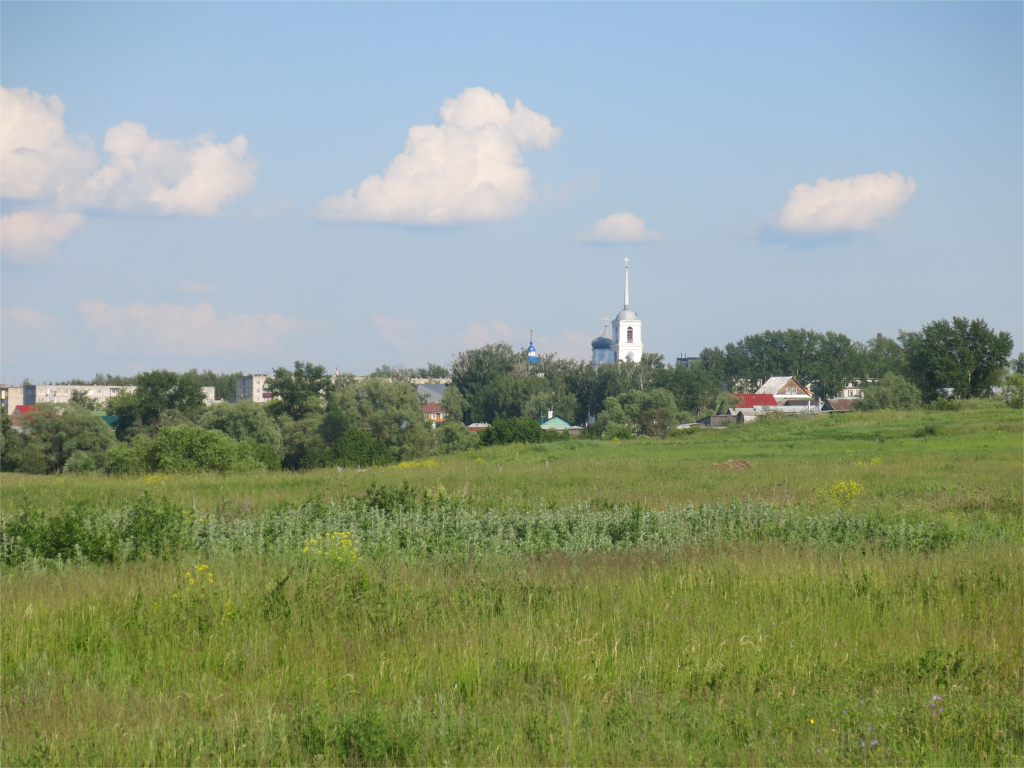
top-left (236, 374), bottom-right (273, 403)
top-left (2, 384), bottom-right (218, 414)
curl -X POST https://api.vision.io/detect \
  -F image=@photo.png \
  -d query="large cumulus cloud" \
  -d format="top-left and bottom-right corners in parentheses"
top-left (317, 87), bottom-right (560, 225)
top-left (1, 86), bottom-right (258, 258)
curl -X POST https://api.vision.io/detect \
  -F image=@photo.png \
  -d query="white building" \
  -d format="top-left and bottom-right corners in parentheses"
top-left (1, 383), bottom-right (219, 413)
top-left (612, 258), bottom-right (643, 363)
top-left (592, 258), bottom-right (644, 367)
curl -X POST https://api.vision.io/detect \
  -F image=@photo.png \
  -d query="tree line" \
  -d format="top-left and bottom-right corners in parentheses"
top-left (1, 316), bottom-right (1018, 475)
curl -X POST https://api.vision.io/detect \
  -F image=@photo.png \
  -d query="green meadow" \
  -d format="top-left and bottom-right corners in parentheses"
top-left (2, 401), bottom-right (1022, 766)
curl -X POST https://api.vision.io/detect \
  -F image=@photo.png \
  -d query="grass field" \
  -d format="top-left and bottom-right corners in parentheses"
top-left (1, 402), bottom-right (1022, 766)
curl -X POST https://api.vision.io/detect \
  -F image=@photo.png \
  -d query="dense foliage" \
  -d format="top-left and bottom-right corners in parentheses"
top-left (3, 316), bottom-right (1015, 476)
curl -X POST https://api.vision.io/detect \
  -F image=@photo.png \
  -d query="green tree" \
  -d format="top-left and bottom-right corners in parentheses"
top-left (328, 427), bottom-right (395, 467)
top-left (862, 335), bottom-right (907, 379)
top-left (268, 361), bottom-right (334, 420)
top-left (654, 361), bottom-right (725, 421)
top-left (593, 388), bottom-right (678, 438)
top-left (0, 409), bottom-right (28, 472)
top-left (1003, 373), bottom-right (1023, 409)
top-left (810, 331), bottom-right (863, 399)
top-left (479, 416), bottom-right (548, 445)
top-left (854, 373), bottom-right (922, 411)
top-left (901, 317), bottom-right (1014, 399)
top-left (106, 369), bottom-right (206, 438)
top-left (69, 389), bottom-right (95, 409)
top-left (189, 369), bottom-right (244, 400)
top-left (280, 414), bottom-right (328, 470)
top-left (14, 404), bottom-right (117, 473)
top-left (199, 401), bottom-right (284, 458)
top-left (439, 386), bottom-right (470, 425)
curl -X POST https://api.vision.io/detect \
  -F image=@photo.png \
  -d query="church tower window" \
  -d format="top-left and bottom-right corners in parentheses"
top-left (627, 326), bottom-right (634, 343)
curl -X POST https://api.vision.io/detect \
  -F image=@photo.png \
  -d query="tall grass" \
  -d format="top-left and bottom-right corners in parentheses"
top-left (2, 490), bottom-right (1018, 568)
top-left (2, 546), bottom-right (1020, 766)
top-left (2, 401), bottom-right (1020, 766)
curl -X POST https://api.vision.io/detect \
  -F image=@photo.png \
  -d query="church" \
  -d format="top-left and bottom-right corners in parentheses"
top-left (592, 258), bottom-right (643, 367)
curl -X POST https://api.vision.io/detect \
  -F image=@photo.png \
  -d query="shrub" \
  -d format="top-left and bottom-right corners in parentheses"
top-left (855, 373), bottom-right (922, 411)
top-left (479, 416), bottom-right (568, 445)
top-left (329, 427), bottom-right (395, 468)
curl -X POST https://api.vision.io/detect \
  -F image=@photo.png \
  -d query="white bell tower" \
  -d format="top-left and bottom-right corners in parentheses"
top-left (612, 258), bottom-right (643, 363)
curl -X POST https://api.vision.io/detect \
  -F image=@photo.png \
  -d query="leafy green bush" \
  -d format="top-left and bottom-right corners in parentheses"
top-left (479, 416), bottom-right (566, 445)
top-left (107, 426), bottom-right (275, 474)
top-left (855, 373), bottom-right (922, 411)
top-left (329, 427), bottom-right (395, 468)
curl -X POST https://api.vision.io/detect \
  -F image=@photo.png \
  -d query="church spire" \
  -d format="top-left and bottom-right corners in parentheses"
top-left (623, 257), bottom-right (630, 309)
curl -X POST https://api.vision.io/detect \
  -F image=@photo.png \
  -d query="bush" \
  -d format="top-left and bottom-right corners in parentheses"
top-left (150, 426), bottom-right (239, 473)
top-left (107, 427), bottom-right (275, 474)
top-left (1004, 373), bottom-right (1023, 409)
top-left (855, 373), bottom-right (922, 411)
top-left (329, 427), bottom-right (395, 468)
top-left (479, 416), bottom-right (566, 446)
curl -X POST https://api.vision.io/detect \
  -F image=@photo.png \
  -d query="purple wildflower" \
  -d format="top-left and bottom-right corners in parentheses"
top-left (871, 740), bottom-right (879, 747)
top-left (930, 702), bottom-right (936, 708)
top-left (938, 708), bottom-right (944, 712)
top-left (933, 695), bottom-right (941, 701)
top-left (842, 710), bottom-right (847, 715)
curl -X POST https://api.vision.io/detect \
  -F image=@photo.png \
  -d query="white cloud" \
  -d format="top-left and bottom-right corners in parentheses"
top-left (580, 212), bottom-right (664, 243)
top-left (78, 300), bottom-right (300, 357)
top-left (771, 171), bottom-right (917, 233)
top-left (84, 122), bottom-right (257, 216)
top-left (175, 279), bottom-right (221, 295)
top-left (0, 211), bottom-right (86, 261)
top-left (317, 87), bottom-right (560, 224)
top-left (0, 87), bottom-right (96, 200)
top-left (0, 86), bottom-right (258, 257)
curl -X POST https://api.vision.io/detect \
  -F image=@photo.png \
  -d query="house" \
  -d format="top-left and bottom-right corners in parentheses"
top-left (823, 398), bottom-right (857, 413)
top-left (422, 401), bottom-right (447, 426)
top-left (417, 383), bottom-right (446, 403)
top-left (467, 422), bottom-right (490, 433)
top-left (755, 376), bottom-right (814, 401)
top-left (538, 411), bottom-right (572, 430)
top-left (732, 393), bottom-right (780, 409)
top-left (698, 413), bottom-right (739, 427)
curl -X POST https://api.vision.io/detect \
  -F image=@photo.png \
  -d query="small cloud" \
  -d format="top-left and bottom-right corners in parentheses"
top-left (175, 279), bottom-right (221, 295)
top-left (78, 300), bottom-right (301, 357)
top-left (580, 212), bottom-right (664, 243)
top-left (317, 87), bottom-right (561, 225)
top-left (0, 211), bottom-right (85, 261)
top-left (769, 171), bottom-right (916, 233)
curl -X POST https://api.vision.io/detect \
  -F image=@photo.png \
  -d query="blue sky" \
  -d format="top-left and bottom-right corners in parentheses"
top-left (2, 2), bottom-right (1021, 381)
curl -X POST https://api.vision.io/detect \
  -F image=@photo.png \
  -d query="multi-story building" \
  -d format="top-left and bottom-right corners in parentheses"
top-left (236, 374), bottom-right (273, 403)
top-left (2, 383), bottom-right (218, 414)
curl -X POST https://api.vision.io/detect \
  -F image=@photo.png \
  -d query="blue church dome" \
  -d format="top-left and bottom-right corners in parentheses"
top-left (591, 335), bottom-right (612, 349)
top-left (527, 339), bottom-right (539, 363)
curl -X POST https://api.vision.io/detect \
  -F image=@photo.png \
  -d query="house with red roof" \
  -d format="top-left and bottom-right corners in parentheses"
top-left (422, 401), bottom-right (447, 427)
